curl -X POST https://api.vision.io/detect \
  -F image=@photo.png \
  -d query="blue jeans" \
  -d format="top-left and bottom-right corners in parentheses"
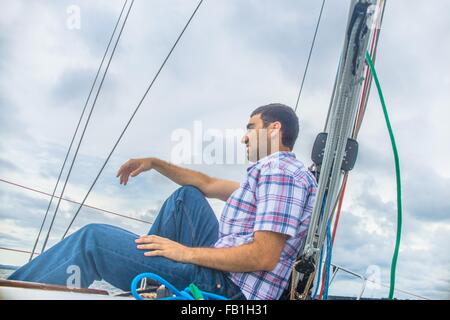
top-left (9, 186), bottom-right (245, 299)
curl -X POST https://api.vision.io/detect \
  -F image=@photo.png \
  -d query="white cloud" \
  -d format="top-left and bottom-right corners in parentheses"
top-left (0, 0), bottom-right (449, 299)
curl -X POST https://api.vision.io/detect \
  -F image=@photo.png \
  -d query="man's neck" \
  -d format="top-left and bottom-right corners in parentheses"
top-left (268, 146), bottom-right (291, 155)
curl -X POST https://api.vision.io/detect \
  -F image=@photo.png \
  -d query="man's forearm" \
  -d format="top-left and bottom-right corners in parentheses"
top-left (187, 243), bottom-right (272, 273)
top-left (137, 232), bottom-right (284, 273)
top-left (150, 158), bottom-right (213, 192)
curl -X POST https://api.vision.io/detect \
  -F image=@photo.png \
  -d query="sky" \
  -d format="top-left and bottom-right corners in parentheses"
top-left (0, 0), bottom-right (449, 299)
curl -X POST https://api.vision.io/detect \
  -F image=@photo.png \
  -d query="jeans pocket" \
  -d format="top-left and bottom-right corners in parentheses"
top-left (212, 270), bottom-right (226, 292)
top-left (220, 273), bottom-right (246, 300)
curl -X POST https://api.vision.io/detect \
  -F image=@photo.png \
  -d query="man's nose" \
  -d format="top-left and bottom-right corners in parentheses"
top-left (241, 135), bottom-right (249, 145)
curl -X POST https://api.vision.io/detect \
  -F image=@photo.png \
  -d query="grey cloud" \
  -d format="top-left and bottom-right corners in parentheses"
top-left (403, 170), bottom-right (450, 222)
top-left (0, 158), bottom-right (19, 173)
top-left (331, 207), bottom-right (450, 299)
top-left (51, 68), bottom-right (99, 107)
top-left (0, 188), bottom-right (54, 230)
top-left (356, 143), bottom-right (393, 174)
top-left (222, 0), bottom-right (350, 95)
top-left (353, 159), bottom-right (450, 222)
top-left (1, 0), bottom-right (449, 299)
top-left (0, 96), bottom-right (18, 138)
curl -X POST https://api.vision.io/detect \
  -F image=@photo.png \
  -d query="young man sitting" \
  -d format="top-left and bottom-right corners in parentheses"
top-left (9, 103), bottom-right (317, 300)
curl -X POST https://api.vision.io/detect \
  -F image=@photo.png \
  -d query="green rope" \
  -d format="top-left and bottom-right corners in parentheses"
top-left (365, 51), bottom-right (403, 300)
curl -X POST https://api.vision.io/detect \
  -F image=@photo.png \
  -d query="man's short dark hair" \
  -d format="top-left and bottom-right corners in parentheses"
top-left (250, 103), bottom-right (299, 149)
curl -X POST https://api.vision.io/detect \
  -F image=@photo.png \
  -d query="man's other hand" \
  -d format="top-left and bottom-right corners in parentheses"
top-left (135, 235), bottom-right (192, 263)
top-left (116, 158), bottom-right (153, 185)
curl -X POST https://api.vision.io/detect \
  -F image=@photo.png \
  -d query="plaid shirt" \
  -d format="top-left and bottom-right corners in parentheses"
top-left (214, 151), bottom-right (317, 300)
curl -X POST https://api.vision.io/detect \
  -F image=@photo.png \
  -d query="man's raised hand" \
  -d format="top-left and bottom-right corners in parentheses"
top-left (116, 158), bottom-right (153, 185)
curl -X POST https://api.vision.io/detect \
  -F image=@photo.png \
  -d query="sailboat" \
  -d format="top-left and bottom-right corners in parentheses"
top-left (0, 0), bottom-right (425, 300)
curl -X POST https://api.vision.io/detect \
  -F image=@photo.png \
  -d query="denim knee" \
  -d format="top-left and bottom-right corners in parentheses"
top-left (173, 185), bottom-right (205, 201)
top-left (165, 185), bottom-right (217, 226)
top-left (79, 223), bottom-right (109, 234)
top-left (76, 223), bottom-right (111, 246)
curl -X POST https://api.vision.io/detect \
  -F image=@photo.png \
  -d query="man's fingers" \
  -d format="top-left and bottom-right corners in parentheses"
top-left (116, 162), bottom-right (129, 177)
top-left (116, 166), bottom-right (123, 177)
top-left (135, 236), bottom-right (147, 243)
top-left (135, 235), bottom-right (164, 243)
top-left (140, 235), bottom-right (163, 240)
top-left (130, 166), bottom-right (143, 177)
top-left (136, 235), bottom-right (154, 242)
top-left (137, 243), bottom-right (162, 250)
top-left (117, 166), bottom-right (128, 184)
top-left (144, 250), bottom-right (163, 257)
top-left (117, 164), bottom-right (142, 185)
top-left (119, 173), bottom-right (128, 185)
top-left (117, 168), bottom-right (132, 185)
top-left (116, 160), bottom-right (146, 184)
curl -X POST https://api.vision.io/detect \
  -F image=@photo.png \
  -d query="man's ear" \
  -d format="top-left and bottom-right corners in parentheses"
top-left (269, 122), bottom-right (282, 138)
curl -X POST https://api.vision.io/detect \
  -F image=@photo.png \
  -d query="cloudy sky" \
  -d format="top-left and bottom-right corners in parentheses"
top-left (0, 0), bottom-right (449, 299)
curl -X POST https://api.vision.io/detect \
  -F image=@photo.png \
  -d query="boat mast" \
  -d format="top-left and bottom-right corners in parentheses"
top-left (292, 0), bottom-right (385, 299)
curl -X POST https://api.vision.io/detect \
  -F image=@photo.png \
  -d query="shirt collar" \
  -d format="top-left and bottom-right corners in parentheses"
top-left (247, 151), bottom-right (296, 171)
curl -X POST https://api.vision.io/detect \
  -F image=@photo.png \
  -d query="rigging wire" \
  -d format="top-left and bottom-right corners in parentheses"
top-left (294, 0), bottom-right (326, 113)
top-left (0, 177), bottom-right (152, 225)
top-left (292, 2), bottom-right (327, 296)
top-left (29, 0), bottom-right (131, 261)
top-left (331, 174), bottom-right (348, 245)
top-left (61, 0), bottom-right (205, 240)
top-left (39, 0), bottom-right (135, 254)
top-left (0, 246), bottom-right (40, 256)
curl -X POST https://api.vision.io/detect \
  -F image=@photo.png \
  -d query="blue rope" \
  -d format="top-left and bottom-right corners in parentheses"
top-left (130, 272), bottom-right (229, 300)
top-left (312, 220), bottom-right (334, 300)
top-left (312, 193), bottom-right (328, 299)
top-left (323, 220), bottom-right (333, 299)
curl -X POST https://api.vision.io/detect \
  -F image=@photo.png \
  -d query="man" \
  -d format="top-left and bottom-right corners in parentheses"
top-left (9, 103), bottom-right (317, 300)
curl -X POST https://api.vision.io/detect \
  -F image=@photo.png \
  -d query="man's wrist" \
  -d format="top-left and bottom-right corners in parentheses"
top-left (147, 157), bottom-right (157, 169)
top-left (185, 247), bottom-right (197, 264)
